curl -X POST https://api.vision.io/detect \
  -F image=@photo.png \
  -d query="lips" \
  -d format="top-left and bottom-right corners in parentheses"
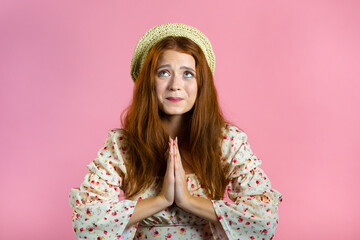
top-left (166, 97), bottom-right (183, 102)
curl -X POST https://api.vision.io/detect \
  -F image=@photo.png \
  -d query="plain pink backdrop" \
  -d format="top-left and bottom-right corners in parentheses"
top-left (1, 0), bottom-right (359, 239)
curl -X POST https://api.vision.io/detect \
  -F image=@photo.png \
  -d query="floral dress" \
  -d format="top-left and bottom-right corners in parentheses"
top-left (69, 123), bottom-right (283, 240)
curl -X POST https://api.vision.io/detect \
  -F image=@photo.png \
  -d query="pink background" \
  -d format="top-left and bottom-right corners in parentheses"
top-left (1, 0), bottom-right (359, 239)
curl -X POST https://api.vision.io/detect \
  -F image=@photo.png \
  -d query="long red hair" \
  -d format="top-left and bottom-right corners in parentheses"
top-left (121, 36), bottom-right (228, 199)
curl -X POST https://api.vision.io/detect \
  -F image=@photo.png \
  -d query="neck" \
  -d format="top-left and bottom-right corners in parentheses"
top-left (162, 114), bottom-right (183, 139)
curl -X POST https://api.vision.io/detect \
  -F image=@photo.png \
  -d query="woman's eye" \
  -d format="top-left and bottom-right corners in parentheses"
top-left (158, 71), bottom-right (170, 77)
top-left (184, 72), bottom-right (194, 78)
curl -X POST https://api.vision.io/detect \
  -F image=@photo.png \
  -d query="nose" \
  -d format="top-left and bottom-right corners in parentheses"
top-left (168, 73), bottom-right (182, 91)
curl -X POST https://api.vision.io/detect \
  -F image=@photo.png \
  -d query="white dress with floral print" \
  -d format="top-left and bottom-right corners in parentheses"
top-left (69, 123), bottom-right (283, 240)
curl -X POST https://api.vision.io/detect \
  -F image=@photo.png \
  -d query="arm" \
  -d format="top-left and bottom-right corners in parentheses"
top-left (179, 196), bottom-right (218, 223)
top-left (172, 137), bottom-right (219, 223)
top-left (69, 129), bottom-right (138, 240)
top-left (125, 195), bottom-right (171, 228)
top-left (210, 126), bottom-right (283, 240)
top-left (125, 136), bottom-right (176, 228)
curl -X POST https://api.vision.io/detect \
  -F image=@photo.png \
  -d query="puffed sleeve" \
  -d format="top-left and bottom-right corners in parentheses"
top-left (69, 129), bottom-right (138, 240)
top-left (210, 124), bottom-right (283, 240)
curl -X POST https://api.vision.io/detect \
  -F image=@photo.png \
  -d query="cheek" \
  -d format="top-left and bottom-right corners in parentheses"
top-left (155, 81), bottom-right (166, 98)
top-left (187, 83), bottom-right (198, 99)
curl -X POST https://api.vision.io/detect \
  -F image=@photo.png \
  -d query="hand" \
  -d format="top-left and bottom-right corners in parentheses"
top-left (158, 136), bottom-right (175, 207)
top-left (173, 137), bottom-right (192, 208)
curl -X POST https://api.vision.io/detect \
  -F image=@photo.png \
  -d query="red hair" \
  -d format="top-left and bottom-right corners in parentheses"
top-left (121, 36), bottom-right (228, 199)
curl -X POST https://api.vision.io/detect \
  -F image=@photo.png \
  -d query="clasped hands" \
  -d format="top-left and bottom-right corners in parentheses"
top-left (159, 136), bottom-right (192, 209)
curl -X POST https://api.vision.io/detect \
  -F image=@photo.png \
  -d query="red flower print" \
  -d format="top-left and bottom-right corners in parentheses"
top-left (245, 222), bottom-right (250, 225)
top-left (104, 231), bottom-right (108, 235)
top-left (97, 237), bottom-right (101, 240)
top-left (80, 228), bottom-right (84, 232)
top-left (262, 229), bottom-right (268, 234)
top-left (191, 184), bottom-right (195, 188)
top-left (250, 237), bottom-right (255, 240)
top-left (238, 217), bottom-right (243, 222)
top-left (86, 208), bottom-right (91, 215)
top-left (154, 231), bottom-right (159, 236)
top-left (180, 228), bottom-right (185, 233)
top-left (167, 233), bottom-right (172, 238)
top-left (88, 228), bottom-right (93, 232)
top-left (267, 221), bottom-right (270, 225)
top-left (112, 211), bottom-right (117, 216)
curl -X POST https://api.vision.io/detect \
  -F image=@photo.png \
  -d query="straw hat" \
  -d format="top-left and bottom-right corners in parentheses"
top-left (130, 23), bottom-right (215, 81)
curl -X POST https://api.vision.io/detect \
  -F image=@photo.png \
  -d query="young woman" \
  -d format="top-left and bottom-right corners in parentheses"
top-left (69, 23), bottom-right (282, 240)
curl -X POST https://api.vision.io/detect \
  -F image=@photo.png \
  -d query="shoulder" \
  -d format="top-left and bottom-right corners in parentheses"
top-left (106, 128), bottom-right (129, 148)
top-left (219, 122), bottom-right (248, 162)
top-left (219, 122), bottom-right (260, 173)
top-left (103, 128), bottom-right (130, 166)
top-left (108, 128), bottom-right (126, 139)
top-left (220, 122), bottom-right (249, 148)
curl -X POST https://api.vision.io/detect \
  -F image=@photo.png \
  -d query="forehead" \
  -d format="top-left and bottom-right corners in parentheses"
top-left (157, 49), bottom-right (195, 67)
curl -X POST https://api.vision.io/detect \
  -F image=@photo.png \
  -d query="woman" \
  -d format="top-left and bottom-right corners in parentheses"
top-left (69, 23), bottom-right (282, 240)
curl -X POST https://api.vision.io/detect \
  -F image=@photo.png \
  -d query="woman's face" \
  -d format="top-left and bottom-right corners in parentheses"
top-left (155, 49), bottom-right (198, 116)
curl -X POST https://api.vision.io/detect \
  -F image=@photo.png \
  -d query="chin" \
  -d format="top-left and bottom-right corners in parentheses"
top-left (161, 108), bottom-right (191, 116)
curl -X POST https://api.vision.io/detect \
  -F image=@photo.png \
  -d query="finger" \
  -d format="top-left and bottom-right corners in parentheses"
top-left (170, 138), bottom-right (175, 165)
top-left (174, 140), bottom-right (182, 167)
top-left (172, 139), bottom-right (176, 158)
top-left (167, 142), bottom-right (174, 178)
top-left (170, 140), bottom-right (174, 160)
top-left (167, 142), bottom-right (172, 170)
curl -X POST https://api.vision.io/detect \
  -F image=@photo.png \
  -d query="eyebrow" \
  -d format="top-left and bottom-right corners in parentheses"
top-left (157, 64), bottom-right (195, 72)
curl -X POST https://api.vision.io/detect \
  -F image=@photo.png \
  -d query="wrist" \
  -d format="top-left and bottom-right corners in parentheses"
top-left (156, 195), bottom-right (173, 208)
top-left (177, 195), bottom-right (193, 211)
